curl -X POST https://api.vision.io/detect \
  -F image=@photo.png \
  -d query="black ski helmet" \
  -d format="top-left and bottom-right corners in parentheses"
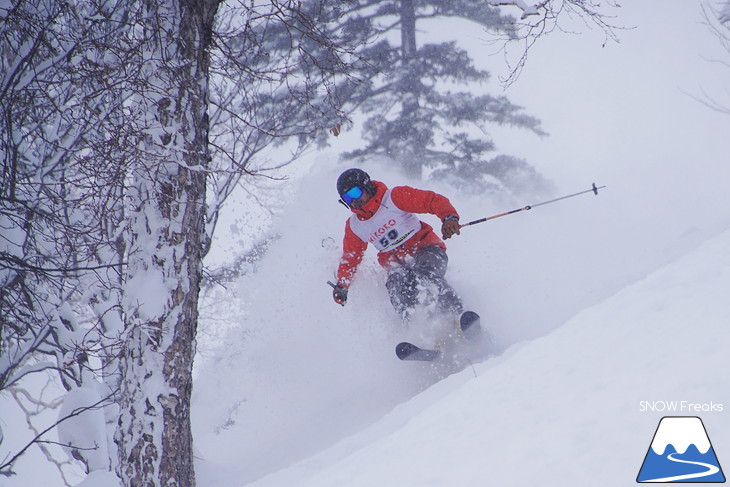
top-left (336, 168), bottom-right (376, 198)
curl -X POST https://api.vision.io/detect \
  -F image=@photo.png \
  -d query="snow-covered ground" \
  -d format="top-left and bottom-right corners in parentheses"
top-left (191, 2), bottom-right (730, 486)
top-left (226, 227), bottom-right (730, 487)
top-left (192, 163), bottom-right (730, 487)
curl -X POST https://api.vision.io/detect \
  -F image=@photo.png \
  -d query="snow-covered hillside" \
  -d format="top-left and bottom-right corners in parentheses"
top-left (191, 0), bottom-right (730, 470)
top-left (190, 2), bottom-right (730, 472)
top-left (197, 226), bottom-right (730, 487)
top-left (190, 157), bottom-right (611, 482)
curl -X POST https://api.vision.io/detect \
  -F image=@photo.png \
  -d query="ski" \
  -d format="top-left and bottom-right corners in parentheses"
top-left (460, 311), bottom-right (481, 337)
top-left (396, 311), bottom-right (482, 362)
top-left (395, 342), bottom-right (440, 361)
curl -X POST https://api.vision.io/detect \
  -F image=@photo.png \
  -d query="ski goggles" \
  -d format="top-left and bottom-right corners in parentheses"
top-left (340, 186), bottom-right (364, 205)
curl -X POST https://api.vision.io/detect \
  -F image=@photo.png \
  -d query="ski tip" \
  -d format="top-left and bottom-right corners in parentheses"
top-left (460, 311), bottom-right (483, 342)
top-left (460, 311), bottom-right (480, 331)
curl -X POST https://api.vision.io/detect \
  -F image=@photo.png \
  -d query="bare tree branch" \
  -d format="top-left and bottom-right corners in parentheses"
top-left (0, 391), bottom-right (115, 477)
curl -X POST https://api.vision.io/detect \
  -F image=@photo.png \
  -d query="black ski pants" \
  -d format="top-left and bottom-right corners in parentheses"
top-left (385, 245), bottom-right (463, 319)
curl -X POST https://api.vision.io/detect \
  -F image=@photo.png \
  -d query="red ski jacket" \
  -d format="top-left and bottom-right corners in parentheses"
top-left (336, 180), bottom-right (459, 288)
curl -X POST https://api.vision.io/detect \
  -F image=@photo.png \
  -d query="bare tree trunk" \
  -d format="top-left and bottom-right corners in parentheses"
top-left (2, 0), bottom-right (358, 481)
top-left (116, 1), bottom-right (217, 486)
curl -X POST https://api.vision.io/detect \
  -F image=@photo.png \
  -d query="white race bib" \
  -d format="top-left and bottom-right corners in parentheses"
top-left (349, 189), bottom-right (422, 251)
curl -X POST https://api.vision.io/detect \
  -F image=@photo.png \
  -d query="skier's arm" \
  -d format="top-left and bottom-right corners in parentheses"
top-left (334, 221), bottom-right (367, 303)
top-left (390, 186), bottom-right (459, 220)
top-left (391, 186), bottom-right (461, 239)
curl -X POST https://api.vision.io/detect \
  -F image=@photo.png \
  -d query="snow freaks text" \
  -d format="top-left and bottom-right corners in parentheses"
top-left (639, 401), bottom-right (724, 413)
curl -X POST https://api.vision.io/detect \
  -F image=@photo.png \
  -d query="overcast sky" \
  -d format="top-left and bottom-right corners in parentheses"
top-left (487, 0), bottom-right (730, 225)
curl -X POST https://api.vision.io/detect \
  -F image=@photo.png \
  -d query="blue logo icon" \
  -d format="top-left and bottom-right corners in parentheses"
top-left (637, 416), bottom-right (725, 483)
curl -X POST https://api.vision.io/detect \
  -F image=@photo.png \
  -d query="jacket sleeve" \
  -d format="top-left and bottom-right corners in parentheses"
top-left (336, 219), bottom-right (368, 288)
top-left (390, 185), bottom-right (459, 221)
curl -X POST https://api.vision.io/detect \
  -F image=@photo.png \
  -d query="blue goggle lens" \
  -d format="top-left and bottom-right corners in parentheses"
top-left (341, 186), bottom-right (364, 205)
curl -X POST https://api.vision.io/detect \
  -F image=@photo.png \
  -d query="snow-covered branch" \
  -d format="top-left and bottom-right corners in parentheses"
top-left (0, 1), bottom-right (370, 485)
top-left (0, 390), bottom-right (114, 478)
top-left (488, 0), bottom-right (545, 19)
top-left (487, 0), bottom-right (622, 86)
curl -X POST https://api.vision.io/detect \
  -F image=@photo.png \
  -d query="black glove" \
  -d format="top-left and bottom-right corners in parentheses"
top-left (332, 283), bottom-right (348, 306)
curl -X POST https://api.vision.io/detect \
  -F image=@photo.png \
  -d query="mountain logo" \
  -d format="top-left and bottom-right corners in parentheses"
top-left (637, 416), bottom-right (725, 483)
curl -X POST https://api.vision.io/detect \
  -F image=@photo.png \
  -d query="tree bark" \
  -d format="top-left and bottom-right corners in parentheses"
top-left (116, 1), bottom-right (218, 486)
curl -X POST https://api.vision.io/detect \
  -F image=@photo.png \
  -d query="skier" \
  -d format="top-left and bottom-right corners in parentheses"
top-left (331, 168), bottom-right (469, 323)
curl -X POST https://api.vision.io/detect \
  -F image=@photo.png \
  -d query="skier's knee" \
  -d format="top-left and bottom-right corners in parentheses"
top-left (386, 271), bottom-right (418, 315)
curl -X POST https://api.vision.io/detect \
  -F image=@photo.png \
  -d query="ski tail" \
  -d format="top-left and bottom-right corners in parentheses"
top-left (396, 342), bottom-right (440, 361)
top-left (396, 311), bottom-right (482, 362)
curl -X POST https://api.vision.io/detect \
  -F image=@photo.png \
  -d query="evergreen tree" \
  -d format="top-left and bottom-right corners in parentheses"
top-left (316, 0), bottom-right (550, 193)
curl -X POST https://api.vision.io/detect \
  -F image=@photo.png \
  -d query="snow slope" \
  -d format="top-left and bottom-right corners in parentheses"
top-left (208, 227), bottom-right (730, 487)
top-left (154, 2), bottom-right (730, 485)
top-left (190, 158), bottom-right (617, 484)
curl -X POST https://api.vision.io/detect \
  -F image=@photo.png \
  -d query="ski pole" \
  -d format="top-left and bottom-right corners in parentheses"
top-left (460, 183), bottom-right (606, 228)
